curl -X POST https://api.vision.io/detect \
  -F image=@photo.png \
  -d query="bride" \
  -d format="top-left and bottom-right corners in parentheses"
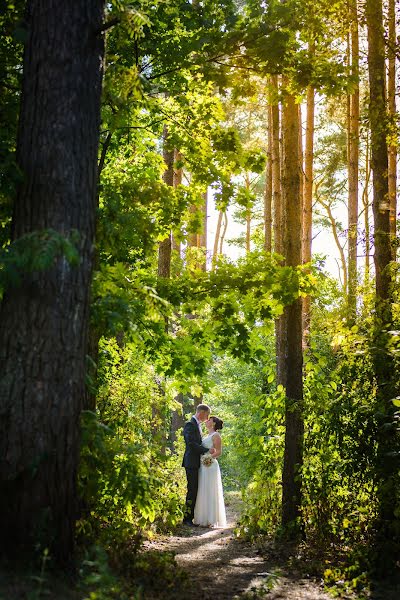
top-left (193, 416), bottom-right (227, 528)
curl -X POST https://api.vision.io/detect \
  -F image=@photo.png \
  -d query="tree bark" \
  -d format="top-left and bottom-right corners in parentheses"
top-left (279, 88), bottom-right (304, 532)
top-left (302, 86), bottom-right (314, 344)
top-left (271, 75), bottom-right (283, 255)
top-left (347, 0), bottom-right (360, 318)
top-left (158, 127), bottom-right (174, 278)
top-left (199, 190), bottom-right (208, 271)
top-left (172, 149), bottom-right (183, 260)
top-left (264, 103), bottom-right (273, 253)
top-left (0, 0), bottom-right (105, 564)
top-left (366, 0), bottom-right (400, 570)
top-left (387, 0), bottom-right (397, 248)
top-left (245, 172), bottom-right (251, 253)
top-left (212, 210), bottom-right (223, 268)
top-left (362, 134), bottom-right (371, 285)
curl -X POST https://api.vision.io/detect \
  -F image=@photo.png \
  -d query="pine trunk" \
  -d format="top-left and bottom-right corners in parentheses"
top-left (302, 86), bottom-right (314, 343)
top-left (271, 75), bottom-right (283, 255)
top-left (264, 104), bottom-right (273, 252)
top-left (347, 1), bottom-right (360, 318)
top-left (0, 0), bottom-right (104, 563)
top-left (280, 89), bottom-right (304, 531)
top-left (388, 0), bottom-right (397, 247)
top-left (366, 0), bottom-right (400, 570)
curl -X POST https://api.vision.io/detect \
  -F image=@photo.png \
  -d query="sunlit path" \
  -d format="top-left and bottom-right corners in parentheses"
top-left (146, 493), bottom-right (332, 600)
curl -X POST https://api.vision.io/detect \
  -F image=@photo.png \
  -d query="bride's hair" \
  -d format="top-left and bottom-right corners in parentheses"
top-left (211, 416), bottom-right (223, 431)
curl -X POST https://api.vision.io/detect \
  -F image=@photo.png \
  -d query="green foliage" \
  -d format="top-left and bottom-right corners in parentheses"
top-left (78, 339), bottom-right (187, 551)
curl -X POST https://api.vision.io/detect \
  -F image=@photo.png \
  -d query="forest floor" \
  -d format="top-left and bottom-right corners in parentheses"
top-left (143, 492), bottom-right (400, 600)
top-left (1, 493), bottom-right (399, 599)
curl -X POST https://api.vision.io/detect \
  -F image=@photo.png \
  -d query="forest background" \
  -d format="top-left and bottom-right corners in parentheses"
top-left (1, 0), bottom-right (400, 598)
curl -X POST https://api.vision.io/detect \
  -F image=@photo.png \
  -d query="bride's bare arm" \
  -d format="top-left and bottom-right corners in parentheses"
top-left (212, 433), bottom-right (222, 458)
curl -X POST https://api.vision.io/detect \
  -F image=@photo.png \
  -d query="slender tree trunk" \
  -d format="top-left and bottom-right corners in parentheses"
top-left (271, 75), bottom-right (283, 255)
top-left (318, 196), bottom-right (348, 290)
top-left (219, 211), bottom-right (228, 254)
top-left (172, 149), bottom-right (183, 260)
top-left (212, 210), bottom-right (223, 267)
top-left (199, 190), bottom-right (208, 271)
top-left (366, 0), bottom-right (400, 570)
top-left (279, 88), bottom-right (304, 532)
top-left (387, 0), bottom-right (397, 248)
top-left (362, 135), bottom-right (371, 284)
top-left (0, 0), bottom-right (105, 564)
top-left (347, 0), bottom-right (360, 318)
top-left (302, 86), bottom-right (314, 344)
top-left (245, 172), bottom-right (251, 253)
top-left (158, 127), bottom-right (174, 278)
top-left (264, 104), bottom-right (273, 252)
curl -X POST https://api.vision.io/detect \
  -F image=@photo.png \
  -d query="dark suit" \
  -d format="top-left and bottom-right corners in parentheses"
top-left (182, 416), bottom-right (209, 522)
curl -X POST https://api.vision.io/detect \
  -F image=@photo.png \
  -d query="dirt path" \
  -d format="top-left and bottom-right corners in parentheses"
top-left (146, 494), bottom-right (333, 600)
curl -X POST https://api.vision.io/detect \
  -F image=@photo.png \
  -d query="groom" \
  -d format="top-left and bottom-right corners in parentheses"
top-left (182, 403), bottom-right (215, 526)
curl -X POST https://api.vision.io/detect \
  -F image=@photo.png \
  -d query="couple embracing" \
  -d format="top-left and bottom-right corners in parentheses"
top-left (182, 403), bottom-right (227, 528)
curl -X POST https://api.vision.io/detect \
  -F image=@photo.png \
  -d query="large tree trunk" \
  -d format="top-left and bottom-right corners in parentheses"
top-left (0, 0), bottom-right (105, 564)
top-left (347, 1), bottom-right (360, 318)
top-left (366, 0), bottom-right (400, 571)
top-left (279, 89), bottom-right (304, 532)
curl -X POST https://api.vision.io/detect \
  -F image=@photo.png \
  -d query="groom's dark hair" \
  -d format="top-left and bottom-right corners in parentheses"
top-left (196, 403), bottom-right (211, 413)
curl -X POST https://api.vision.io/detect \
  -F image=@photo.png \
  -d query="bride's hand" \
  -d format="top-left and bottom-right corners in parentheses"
top-left (209, 448), bottom-right (216, 455)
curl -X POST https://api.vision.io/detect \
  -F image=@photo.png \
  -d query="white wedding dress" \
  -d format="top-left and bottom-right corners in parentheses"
top-left (193, 432), bottom-right (227, 527)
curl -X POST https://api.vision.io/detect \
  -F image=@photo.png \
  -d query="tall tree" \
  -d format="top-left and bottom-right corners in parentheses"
top-left (347, 0), bottom-right (360, 318)
top-left (0, 0), bottom-right (105, 563)
top-left (158, 126), bottom-right (174, 278)
top-left (366, 0), bottom-right (400, 569)
top-left (264, 103), bottom-right (273, 252)
top-left (387, 0), bottom-right (397, 247)
top-left (279, 87), bottom-right (304, 531)
top-left (302, 85), bottom-right (315, 341)
top-left (271, 75), bottom-right (283, 255)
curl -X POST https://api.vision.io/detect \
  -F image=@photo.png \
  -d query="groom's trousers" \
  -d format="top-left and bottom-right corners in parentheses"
top-left (184, 467), bottom-right (199, 521)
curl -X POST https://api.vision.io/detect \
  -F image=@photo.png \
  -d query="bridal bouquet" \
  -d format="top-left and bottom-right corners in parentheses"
top-left (201, 453), bottom-right (214, 467)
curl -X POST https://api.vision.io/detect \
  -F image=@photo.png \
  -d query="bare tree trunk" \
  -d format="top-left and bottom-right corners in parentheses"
top-left (362, 135), bottom-right (371, 285)
top-left (172, 149), bottom-right (183, 259)
top-left (219, 211), bottom-right (228, 254)
top-left (199, 190), bottom-right (208, 271)
top-left (264, 104), bottom-right (273, 252)
top-left (0, 0), bottom-right (105, 564)
top-left (347, 0), bottom-right (360, 318)
top-left (271, 75), bottom-right (283, 255)
top-left (279, 88), bottom-right (304, 532)
top-left (158, 127), bottom-right (174, 278)
top-left (212, 210), bottom-right (224, 267)
top-left (387, 0), bottom-right (397, 249)
top-left (318, 196), bottom-right (348, 290)
top-left (302, 86), bottom-right (314, 344)
top-left (366, 0), bottom-right (400, 570)
top-left (245, 172), bottom-right (251, 253)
